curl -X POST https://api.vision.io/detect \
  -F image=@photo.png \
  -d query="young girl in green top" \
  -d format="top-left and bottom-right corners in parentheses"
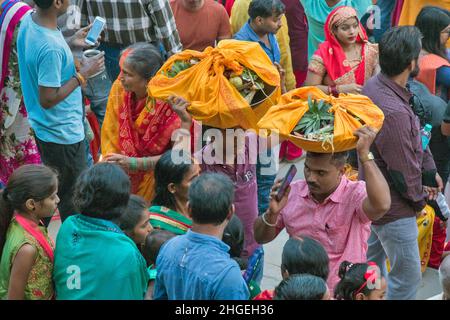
top-left (0, 164), bottom-right (59, 300)
top-left (118, 195), bottom-right (153, 248)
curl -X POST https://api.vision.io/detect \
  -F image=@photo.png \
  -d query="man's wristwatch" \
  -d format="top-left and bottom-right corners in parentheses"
top-left (360, 152), bottom-right (374, 163)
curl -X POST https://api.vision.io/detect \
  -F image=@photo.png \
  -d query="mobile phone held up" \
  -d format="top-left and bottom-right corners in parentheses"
top-left (276, 164), bottom-right (297, 201)
top-left (85, 16), bottom-right (106, 46)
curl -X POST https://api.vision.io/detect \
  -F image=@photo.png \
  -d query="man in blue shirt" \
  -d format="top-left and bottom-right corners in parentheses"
top-left (234, 0), bottom-right (283, 64)
top-left (17, 0), bottom-right (104, 222)
top-left (154, 173), bottom-right (250, 300)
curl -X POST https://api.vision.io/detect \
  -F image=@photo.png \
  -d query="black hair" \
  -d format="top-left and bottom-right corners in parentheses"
top-left (122, 42), bottom-right (163, 80)
top-left (33, 0), bottom-right (54, 9)
top-left (379, 26), bottom-right (423, 77)
top-left (306, 151), bottom-right (349, 168)
top-left (274, 274), bottom-right (328, 300)
top-left (188, 173), bottom-right (234, 225)
top-left (73, 163), bottom-right (130, 221)
top-left (334, 261), bottom-right (373, 300)
top-left (142, 229), bottom-right (176, 267)
top-left (152, 150), bottom-right (194, 210)
top-left (117, 195), bottom-right (148, 232)
top-left (0, 165), bottom-right (58, 257)
top-left (415, 6), bottom-right (450, 60)
top-left (281, 236), bottom-right (329, 281)
top-left (222, 215), bottom-right (247, 269)
top-left (248, 0), bottom-right (285, 20)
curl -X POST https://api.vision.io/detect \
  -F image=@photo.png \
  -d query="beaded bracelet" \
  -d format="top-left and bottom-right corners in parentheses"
top-left (130, 157), bottom-right (138, 171)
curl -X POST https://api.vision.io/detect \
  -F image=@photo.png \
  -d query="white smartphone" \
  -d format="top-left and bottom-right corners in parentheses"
top-left (85, 16), bottom-right (106, 46)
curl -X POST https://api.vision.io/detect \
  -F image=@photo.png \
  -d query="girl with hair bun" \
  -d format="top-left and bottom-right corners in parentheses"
top-left (334, 260), bottom-right (387, 300)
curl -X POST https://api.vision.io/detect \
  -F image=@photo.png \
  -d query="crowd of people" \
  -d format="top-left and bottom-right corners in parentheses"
top-left (0, 0), bottom-right (450, 300)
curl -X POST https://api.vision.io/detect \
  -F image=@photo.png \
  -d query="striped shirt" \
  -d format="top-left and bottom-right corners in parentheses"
top-left (76, 0), bottom-right (182, 54)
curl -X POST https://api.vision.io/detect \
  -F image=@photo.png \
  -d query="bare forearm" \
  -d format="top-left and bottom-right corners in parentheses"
top-left (40, 77), bottom-right (80, 109)
top-left (254, 215), bottom-right (278, 244)
top-left (362, 160), bottom-right (391, 220)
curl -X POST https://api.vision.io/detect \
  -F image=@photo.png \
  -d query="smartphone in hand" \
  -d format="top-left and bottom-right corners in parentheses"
top-left (85, 16), bottom-right (106, 46)
top-left (276, 164), bottom-right (297, 201)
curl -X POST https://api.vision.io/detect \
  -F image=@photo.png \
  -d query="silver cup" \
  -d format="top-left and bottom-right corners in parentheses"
top-left (82, 49), bottom-right (106, 79)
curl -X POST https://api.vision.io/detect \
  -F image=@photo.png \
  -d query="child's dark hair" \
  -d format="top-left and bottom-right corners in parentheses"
top-left (274, 274), bottom-right (328, 300)
top-left (0, 164), bottom-right (58, 257)
top-left (334, 261), bottom-right (375, 300)
top-left (117, 195), bottom-right (148, 233)
top-left (73, 163), bottom-right (130, 221)
top-left (248, 0), bottom-right (285, 20)
top-left (222, 215), bottom-right (247, 269)
top-left (281, 236), bottom-right (329, 281)
top-left (142, 229), bottom-right (176, 267)
top-left (152, 150), bottom-right (193, 210)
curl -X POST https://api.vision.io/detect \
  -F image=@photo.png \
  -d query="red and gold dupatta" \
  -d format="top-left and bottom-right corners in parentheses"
top-left (315, 6), bottom-right (368, 86)
top-left (102, 80), bottom-right (181, 200)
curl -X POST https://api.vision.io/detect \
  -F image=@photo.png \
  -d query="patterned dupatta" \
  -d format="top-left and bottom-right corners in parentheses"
top-left (316, 6), bottom-right (368, 86)
top-left (114, 49), bottom-right (181, 194)
top-left (118, 93), bottom-right (181, 194)
top-left (14, 214), bottom-right (54, 263)
top-left (0, 0), bottom-right (31, 92)
top-left (0, 0), bottom-right (31, 127)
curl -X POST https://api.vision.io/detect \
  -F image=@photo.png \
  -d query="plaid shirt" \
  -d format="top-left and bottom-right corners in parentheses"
top-left (76, 0), bottom-right (182, 54)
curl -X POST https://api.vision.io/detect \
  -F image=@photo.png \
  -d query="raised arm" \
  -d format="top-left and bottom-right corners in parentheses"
top-left (354, 126), bottom-right (391, 221)
top-left (254, 180), bottom-right (290, 244)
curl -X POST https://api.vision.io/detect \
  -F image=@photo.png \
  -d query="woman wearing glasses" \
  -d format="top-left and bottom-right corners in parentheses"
top-left (415, 6), bottom-right (450, 102)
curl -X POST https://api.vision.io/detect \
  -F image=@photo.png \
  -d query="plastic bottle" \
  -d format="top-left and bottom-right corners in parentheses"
top-left (421, 124), bottom-right (432, 151)
top-left (437, 193), bottom-right (450, 221)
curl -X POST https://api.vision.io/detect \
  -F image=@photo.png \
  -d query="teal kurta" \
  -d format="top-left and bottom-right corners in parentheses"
top-left (53, 215), bottom-right (149, 300)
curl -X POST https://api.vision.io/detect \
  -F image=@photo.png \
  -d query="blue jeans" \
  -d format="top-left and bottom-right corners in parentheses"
top-left (84, 138), bottom-right (94, 168)
top-left (98, 43), bottom-right (124, 83)
top-left (367, 217), bottom-right (422, 300)
top-left (254, 151), bottom-right (277, 285)
top-left (83, 71), bottom-right (112, 128)
top-left (256, 149), bottom-right (277, 215)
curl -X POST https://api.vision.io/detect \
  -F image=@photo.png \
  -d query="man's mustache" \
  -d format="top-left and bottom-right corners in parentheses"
top-left (307, 182), bottom-right (320, 189)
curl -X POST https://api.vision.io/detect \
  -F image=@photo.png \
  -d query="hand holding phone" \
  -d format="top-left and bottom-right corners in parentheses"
top-left (275, 164), bottom-right (297, 201)
top-left (85, 16), bottom-right (106, 46)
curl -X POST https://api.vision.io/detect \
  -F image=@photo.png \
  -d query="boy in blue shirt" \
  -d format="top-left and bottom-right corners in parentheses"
top-left (17, 0), bottom-right (104, 222)
top-left (234, 0), bottom-right (284, 65)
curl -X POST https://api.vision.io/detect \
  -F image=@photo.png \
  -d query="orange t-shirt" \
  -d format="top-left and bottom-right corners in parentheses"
top-left (170, 0), bottom-right (231, 51)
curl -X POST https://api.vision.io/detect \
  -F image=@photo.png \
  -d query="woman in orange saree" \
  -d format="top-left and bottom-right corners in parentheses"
top-left (102, 43), bottom-right (181, 201)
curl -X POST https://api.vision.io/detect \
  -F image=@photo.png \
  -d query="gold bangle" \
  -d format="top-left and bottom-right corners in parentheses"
top-left (76, 72), bottom-right (86, 87)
